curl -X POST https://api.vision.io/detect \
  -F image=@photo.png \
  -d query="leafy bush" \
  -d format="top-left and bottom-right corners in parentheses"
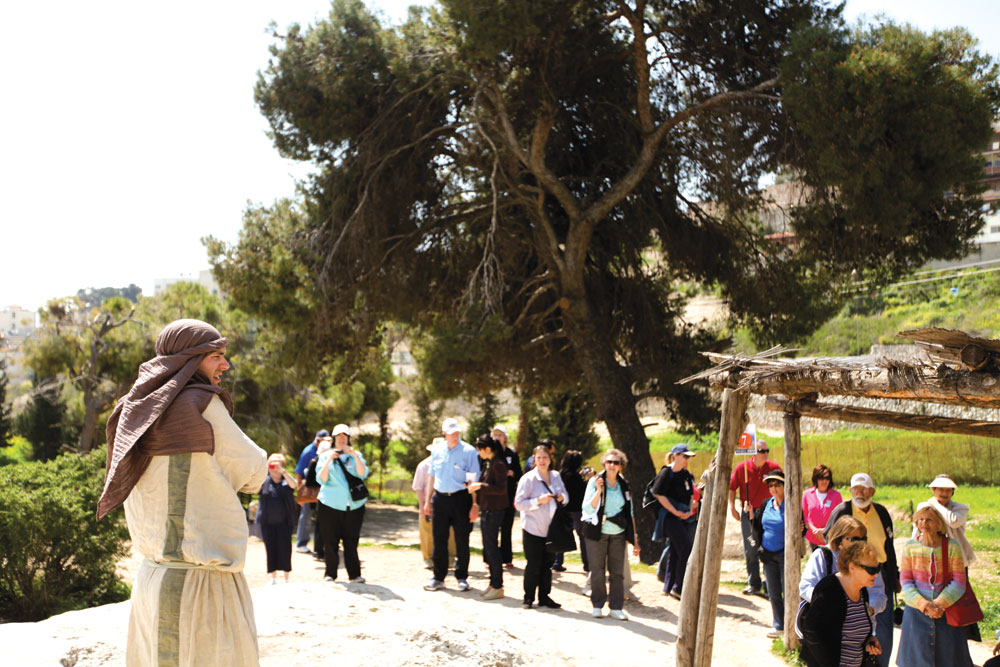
top-left (0, 447), bottom-right (130, 621)
top-left (0, 436), bottom-right (33, 466)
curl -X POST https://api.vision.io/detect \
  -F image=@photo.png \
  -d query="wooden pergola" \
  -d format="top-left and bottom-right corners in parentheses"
top-left (674, 328), bottom-right (1000, 666)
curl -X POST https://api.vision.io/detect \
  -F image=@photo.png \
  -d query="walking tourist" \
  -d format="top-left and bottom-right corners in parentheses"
top-left (491, 425), bottom-right (522, 569)
top-left (652, 443), bottom-right (698, 599)
top-left (258, 453), bottom-right (298, 584)
top-left (798, 540), bottom-right (884, 667)
top-left (751, 469), bottom-right (787, 638)
top-left (582, 448), bottom-right (639, 620)
top-left (423, 418), bottom-right (480, 592)
top-left (316, 424), bottom-right (369, 583)
top-left (897, 502), bottom-right (972, 667)
top-left (824, 473), bottom-right (899, 667)
top-left (293, 429), bottom-right (328, 553)
top-left (466, 434), bottom-right (509, 600)
top-left (514, 444), bottom-right (567, 609)
top-left (728, 439), bottom-right (781, 597)
top-left (802, 464), bottom-right (841, 552)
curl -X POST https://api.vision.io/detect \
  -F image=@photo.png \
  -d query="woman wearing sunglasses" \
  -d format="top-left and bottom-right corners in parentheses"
top-left (798, 516), bottom-right (887, 635)
top-left (803, 464), bottom-right (842, 551)
top-left (581, 448), bottom-right (639, 620)
top-left (799, 540), bottom-right (884, 667)
top-left (897, 502), bottom-right (973, 667)
top-left (750, 469), bottom-right (787, 638)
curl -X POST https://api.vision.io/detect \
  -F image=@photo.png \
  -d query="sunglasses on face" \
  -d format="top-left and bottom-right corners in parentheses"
top-left (605, 460), bottom-right (622, 465)
top-left (858, 563), bottom-right (881, 576)
top-left (757, 450), bottom-right (769, 454)
top-left (766, 482), bottom-right (783, 488)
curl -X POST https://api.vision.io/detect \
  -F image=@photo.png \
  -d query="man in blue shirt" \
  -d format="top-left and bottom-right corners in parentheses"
top-left (294, 429), bottom-right (328, 553)
top-left (423, 418), bottom-right (480, 592)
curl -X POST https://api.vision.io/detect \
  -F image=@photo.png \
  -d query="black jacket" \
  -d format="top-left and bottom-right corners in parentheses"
top-left (823, 500), bottom-right (899, 592)
top-left (503, 446), bottom-right (523, 502)
top-left (799, 574), bottom-right (873, 667)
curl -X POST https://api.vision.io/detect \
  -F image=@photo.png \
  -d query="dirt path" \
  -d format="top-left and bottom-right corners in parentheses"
top-left (9, 503), bottom-right (996, 665)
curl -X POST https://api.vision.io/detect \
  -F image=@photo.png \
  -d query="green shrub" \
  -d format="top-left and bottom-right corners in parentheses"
top-left (0, 436), bottom-right (34, 466)
top-left (0, 447), bottom-right (131, 621)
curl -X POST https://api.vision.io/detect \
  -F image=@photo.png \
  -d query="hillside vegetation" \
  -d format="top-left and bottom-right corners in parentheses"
top-left (735, 262), bottom-right (1000, 356)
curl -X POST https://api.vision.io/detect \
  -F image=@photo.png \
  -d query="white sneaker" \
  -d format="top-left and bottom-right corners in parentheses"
top-left (295, 546), bottom-right (311, 553)
top-left (323, 576), bottom-right (334, 582)
top-left (592, 607), bottom-right (603, 618)
top-left (609, 609), bottom-right (628, 621)
top-left (457, 579), bottom-right (471, 591)
top-left (424, 579), bottom-right (443, 591)
top-left (269, 579), bottom-right (278, 586)
top-left (766, 629), bottom-right (782, 639)
top-left (349, 577), bottom-right (366, 584)
top-left (581, 587), bottom-right (591, 597)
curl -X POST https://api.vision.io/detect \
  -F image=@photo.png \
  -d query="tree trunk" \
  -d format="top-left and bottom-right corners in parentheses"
top-left (77, 385), bottom-right (99, 453)
top-left (560, 293), bottom-right (657, 562)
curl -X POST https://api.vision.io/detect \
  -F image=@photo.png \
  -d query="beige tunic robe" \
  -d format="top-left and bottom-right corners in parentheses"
top-left (124, 395), bottom-right (268, 666)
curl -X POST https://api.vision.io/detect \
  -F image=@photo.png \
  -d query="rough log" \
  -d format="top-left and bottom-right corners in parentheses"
top-left (676, 457), bottom-right (716, 667)
top-left (782, 409), bottom-right (804, 650)
top-left (710, 365), bottom-right (1000, 407)
top-left (692, 389), bottom-right (747, 667)
top-left (960, 344), bottom-right (989, 371)
top-left (764, 396), bottom-right (1000, 438)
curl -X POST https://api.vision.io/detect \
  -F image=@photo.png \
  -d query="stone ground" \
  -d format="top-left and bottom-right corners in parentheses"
top-left (2, 504), bottom-right (996, 666)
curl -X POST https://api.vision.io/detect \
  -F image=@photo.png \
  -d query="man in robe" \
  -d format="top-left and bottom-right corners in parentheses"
top-left (98, 319), bottom-right (268, 667)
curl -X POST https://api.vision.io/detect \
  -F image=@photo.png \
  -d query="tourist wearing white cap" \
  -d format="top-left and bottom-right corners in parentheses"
top-left (823, 472), bottom-right (899, 667)
top-left (423, 418), bottom-right (480, 592)
top-left (317, 423), bottom-right (369, 583)
top-left (491, 424), bottom-right (522, 568)
top-left (916, 474), bottom-right (975, 565)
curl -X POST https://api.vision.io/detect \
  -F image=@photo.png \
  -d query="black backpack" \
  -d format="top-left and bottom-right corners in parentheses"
top-left (642, 466), bottom-right (668, 512)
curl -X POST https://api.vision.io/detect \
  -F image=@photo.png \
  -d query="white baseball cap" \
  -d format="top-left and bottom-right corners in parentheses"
top-left (928, 474), bottom-right (958, 489)
top-left (850, 473), bottom-right (875, 489)
top-left (332, 423), bottom-right (351, 437)
top-left (492, 424), bottom-right (508, 436)
top-left (442, 418), bottom-right (461, 435)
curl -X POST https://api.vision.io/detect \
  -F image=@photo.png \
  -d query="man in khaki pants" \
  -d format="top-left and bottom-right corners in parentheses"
top-left (412, 441), bottom-right (455, 568)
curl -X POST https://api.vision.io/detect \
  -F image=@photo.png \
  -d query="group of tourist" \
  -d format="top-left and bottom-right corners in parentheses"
top-left (101, 319), bottom-right (993, 667)
top-left (725, 435), bottom-right (984, 667)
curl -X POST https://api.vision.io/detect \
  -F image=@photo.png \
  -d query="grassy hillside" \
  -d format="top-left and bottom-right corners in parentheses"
top-left (735, 263), bottom-right (1000, 356)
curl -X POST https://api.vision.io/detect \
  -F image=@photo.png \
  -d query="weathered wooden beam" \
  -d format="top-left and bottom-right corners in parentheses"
top-left (764, 396), bottom-right (1000, 438)
top-left (692, 388), bottom-right (747, 667)
top-left (676, 458), bottom-right (715, 667)
top-left (710, 364), bottom-right (1000, 407)
top-left (782, 409), bottom-right (803, 650)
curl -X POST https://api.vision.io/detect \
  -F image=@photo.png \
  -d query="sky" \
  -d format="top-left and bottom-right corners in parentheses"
top-left (2, 0), bottom-right (998, 312)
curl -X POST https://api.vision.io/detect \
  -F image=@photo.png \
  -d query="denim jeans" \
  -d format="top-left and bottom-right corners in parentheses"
top-left (761, 550), bottom-right (784, 630)
top-left (741, 510), bottom-right (762, 590)
top-left (295, 501), bottom-right (314, 548)
top-left (874, 605), bottom-right (894, 667)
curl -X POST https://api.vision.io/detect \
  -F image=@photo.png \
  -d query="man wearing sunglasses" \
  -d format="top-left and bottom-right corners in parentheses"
top-left (823, 473), bottom-right (899, 667)
top-left (728, 440), bottom-right (781, 597)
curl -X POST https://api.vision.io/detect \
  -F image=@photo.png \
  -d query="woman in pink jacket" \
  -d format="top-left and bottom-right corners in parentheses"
top-left (802, 464), bottom-right (842, 551)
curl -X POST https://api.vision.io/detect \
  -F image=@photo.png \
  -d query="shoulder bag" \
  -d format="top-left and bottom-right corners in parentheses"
top-left (941, 537), bottom-right (983, 627)
top-left (335, 456), bottom-right (370, 502)
top-left (540, 479), bottom-right (577, 553)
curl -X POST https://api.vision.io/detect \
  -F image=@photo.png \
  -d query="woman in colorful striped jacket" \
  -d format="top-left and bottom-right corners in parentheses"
top-left (897, 502), bottom-right (972, 667)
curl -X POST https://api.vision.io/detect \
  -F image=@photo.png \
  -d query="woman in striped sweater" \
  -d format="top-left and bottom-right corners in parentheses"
top-left (897, 502), bottom-right (973, 667)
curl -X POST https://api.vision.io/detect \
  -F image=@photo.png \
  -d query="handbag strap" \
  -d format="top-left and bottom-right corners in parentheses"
top-left (539, 478), bottom-right (562, 506)
top-left (940, 536), bottom-right (950, 587)
top-left (334, 454), bottom-right (358, 480)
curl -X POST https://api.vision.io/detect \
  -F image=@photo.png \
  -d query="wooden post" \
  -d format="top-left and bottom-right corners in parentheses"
top-left (676, 458), bottom-right (716, 667)
top-left (691, 388), bottom-right (747, 667)
top-left (782, 402), bottom-right (803, 650)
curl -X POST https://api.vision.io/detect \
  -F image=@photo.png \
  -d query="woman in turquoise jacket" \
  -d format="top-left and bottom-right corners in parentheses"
top-left (317, 423), bottom-right (369, 583)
